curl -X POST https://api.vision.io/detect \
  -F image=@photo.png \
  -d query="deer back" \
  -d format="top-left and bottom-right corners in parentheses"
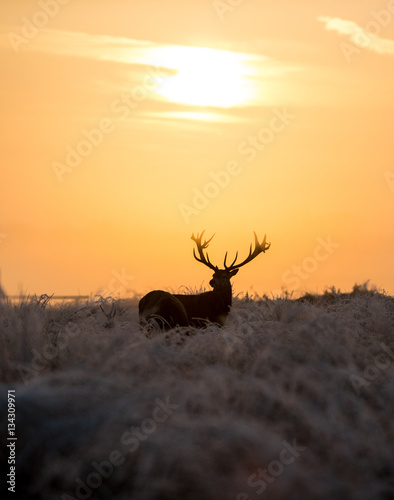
top-left (139, 290), bottom-right (189, 330)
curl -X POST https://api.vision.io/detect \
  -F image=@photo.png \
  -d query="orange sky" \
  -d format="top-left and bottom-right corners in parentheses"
top-left (0, 0), bottom-right (393, 297)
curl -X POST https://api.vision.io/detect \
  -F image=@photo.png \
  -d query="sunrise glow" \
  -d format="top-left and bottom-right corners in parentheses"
top-left (153, 46), bottom-right (254, 107)
top-left (0, 1), bottom-right (393, 298)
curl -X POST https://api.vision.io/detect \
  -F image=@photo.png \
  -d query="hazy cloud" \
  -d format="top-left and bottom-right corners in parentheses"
top-left (1, 27), bottom-right (161, 63)
top-left (318, 16), bottom-right (394, 55)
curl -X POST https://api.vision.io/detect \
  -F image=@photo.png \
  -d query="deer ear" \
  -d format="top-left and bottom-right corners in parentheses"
top-left (230, 269), bottom-right (239, 278)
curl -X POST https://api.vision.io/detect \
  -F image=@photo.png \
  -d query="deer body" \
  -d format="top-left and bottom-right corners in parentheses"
top-left (139, 231), bottom-right (270, 330)
top-left (173, 272), bottom-right (234, 326)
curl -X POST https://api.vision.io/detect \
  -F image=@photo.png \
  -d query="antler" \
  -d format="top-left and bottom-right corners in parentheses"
top-left (191, 231), bottom-right (218, 271)
top-left (224, 232), bottom-right (270, 271)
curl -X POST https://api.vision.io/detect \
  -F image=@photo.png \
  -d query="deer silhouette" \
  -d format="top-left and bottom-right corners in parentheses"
top-left (139, 231), bottom-right (270, 330)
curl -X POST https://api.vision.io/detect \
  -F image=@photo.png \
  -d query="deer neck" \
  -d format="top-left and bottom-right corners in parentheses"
top-left (211, 280), bottom-right (233, 309)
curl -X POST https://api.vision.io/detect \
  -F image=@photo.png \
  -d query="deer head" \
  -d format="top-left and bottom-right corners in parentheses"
top-left (191, 231), bottom-right (271, 293)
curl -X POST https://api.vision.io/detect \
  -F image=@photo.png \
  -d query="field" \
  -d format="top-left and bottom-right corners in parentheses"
top-left (1, 284), bottom-right (393, 499)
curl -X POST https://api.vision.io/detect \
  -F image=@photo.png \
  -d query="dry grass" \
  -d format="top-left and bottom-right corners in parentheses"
top-left (0, 284), bottom-right (393, 499)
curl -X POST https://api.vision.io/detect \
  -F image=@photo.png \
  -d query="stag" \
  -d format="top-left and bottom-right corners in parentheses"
top-left (139, 231), bottom-right (270, 330)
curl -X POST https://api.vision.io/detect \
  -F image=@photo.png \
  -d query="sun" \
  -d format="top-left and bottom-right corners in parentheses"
top-left (150, 46), bottom-right (253, 108)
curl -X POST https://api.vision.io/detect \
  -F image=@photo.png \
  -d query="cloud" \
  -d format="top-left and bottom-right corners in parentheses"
top-left (1, 27), bottom-right (294, 109)
top-left (1, 27), bottom-right (162, 64)
top-left (0, 26), bottom-right (307, 115)
top-left (318, 16), bottom-right (394, 55)
top-left (2, 27), bottom-right (265, 70)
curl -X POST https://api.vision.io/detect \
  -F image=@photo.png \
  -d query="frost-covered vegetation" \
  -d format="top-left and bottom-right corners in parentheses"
top-left (0, 284), bottom-right (393, 499)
